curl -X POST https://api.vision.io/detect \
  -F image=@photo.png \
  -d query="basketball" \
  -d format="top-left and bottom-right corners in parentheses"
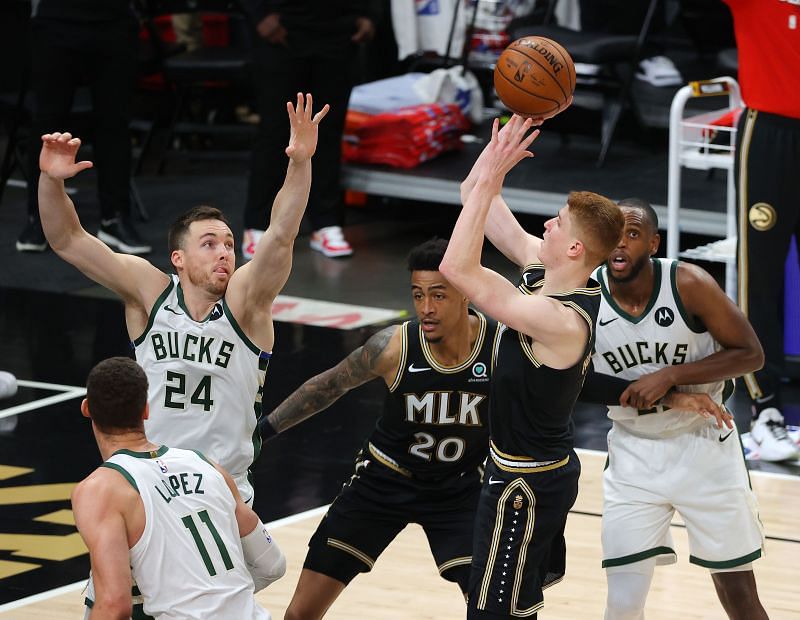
top-left (493, 36), bottom-right (576, 120)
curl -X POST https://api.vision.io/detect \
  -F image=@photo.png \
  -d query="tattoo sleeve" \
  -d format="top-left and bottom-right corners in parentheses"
top-left (264, 326), bottom-right (396, 434)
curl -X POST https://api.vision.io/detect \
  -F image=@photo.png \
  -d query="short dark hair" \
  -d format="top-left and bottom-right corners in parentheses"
top-left (567, 191), bottom-right (625, 267)
top-left (168, 206), bottom-right (231, 253)
top-left (86, 357), bottom-right (148, 432)
top-left (407, 238), bottom-right (449, 272)
top-left (618, 197), bottom-right (659, 233)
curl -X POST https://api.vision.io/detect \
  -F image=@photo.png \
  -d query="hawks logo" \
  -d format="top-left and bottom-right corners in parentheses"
top-left (513, 494), bottom-right (524, 510)
top-left (748, 202), bottom-right (776, 231)
top-left (654, 307), bottom-right (674, 327)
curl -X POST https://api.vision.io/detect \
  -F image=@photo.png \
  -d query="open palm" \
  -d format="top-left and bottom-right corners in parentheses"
top-left (39, 132), bottom-right (93, 180)
top-left (285, 93), bottom-right (330, 163)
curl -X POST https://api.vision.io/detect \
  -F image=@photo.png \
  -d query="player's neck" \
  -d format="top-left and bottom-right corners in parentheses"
top-left (539, 261), bottom-right (590, 295)
top-left (178, 278), bottom-right (223, 321)
top-left (609, 265), bottom-right (655, 316)
top-left (428, 314), bottom-right (474, 366)
top-left (95, 430), bottom-right (159, 461)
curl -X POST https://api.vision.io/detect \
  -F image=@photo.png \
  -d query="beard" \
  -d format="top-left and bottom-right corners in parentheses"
top-left (186, 264), bottom-right (227, 297)
top-left (608, 254), bottom-right (650, 284)
top-left (423, 334), bottom-right (443, 344)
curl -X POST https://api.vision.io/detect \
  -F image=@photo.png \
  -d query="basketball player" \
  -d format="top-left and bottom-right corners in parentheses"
top-left (72, 357), bottom-right (285, 619)
top-left (593, 198), bottom-right (768, 620)
top-left (725, 0), bottom-right (800, 462)
top-left (440, 115), bottom-right (625, 619)
top-left (37, 94), bottom-right (328, 503)
top-left (259, 238), bottom-right (500, 619)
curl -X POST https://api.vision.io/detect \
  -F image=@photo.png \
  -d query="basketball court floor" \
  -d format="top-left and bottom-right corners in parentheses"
top-left (0, 126), bottom-right (798, 618)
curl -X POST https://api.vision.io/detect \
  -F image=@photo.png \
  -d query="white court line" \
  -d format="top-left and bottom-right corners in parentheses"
top-left (16, 380), bottom-right (84, 392)
top-left (0, 579), bottom-right (87, 614)
top-left (0, 505), bottom-right (331, 613)
top-left (0, 388), bottom-right (85, 420)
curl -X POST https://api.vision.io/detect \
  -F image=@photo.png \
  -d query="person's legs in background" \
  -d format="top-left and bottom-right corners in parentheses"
top-left (90, 16), bottom-right (150, 255)
top-left (307, 42), bottom-right (357, 258)
top-left (736, 109), bottom-right (800, 462)
top-left (17, 18), bottom-right (80, 253)
top-left (242, 41), bottom-right (308, 261)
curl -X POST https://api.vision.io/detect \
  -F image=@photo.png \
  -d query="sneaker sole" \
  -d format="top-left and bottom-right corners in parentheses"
top-left (310, 240), bottom-right (353, 258)
top-left (16, 241), bottom-right (48, 252)
top-left (97, 231), bottom-right (152, 255)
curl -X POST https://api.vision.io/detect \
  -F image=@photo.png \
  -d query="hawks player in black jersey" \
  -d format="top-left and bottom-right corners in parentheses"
top-left (258, 238), bottom-right (500, 619)
top-left (441, 115), bottom-right (625, 619)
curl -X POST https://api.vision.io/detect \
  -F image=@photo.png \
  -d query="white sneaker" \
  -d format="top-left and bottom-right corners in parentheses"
top-left (310, 226), bottom-right (353, 258)
top-left (750, 408), bottom-right (799, 462)
top-left (0, 371), bottom-right (17, 400)
top-left (636, 56), bottom-right (682, 87)
top-left (241, 228), bottom-right (264, 261)
top-left (0, 372), bottom-right (18, 433)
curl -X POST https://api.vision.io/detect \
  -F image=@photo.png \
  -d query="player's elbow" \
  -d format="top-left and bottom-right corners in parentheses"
top-left (94, 594), bottom-right (132, 619)
top-left (748, 343), bottom-right (765, 373)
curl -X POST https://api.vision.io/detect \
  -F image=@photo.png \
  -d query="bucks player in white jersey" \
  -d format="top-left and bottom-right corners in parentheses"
top-left (593, 198), bottom-right (768, 620)
top-left (72, 358), bottom-right (285, 619)
top-left (37, 94), bottom-right (328, 502)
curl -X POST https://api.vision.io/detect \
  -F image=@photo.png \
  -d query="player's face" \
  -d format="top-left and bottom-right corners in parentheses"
top-left (539, 205), bottom-right (572, 266)
top-left (180, 220), bottom-right (236, 296)
top-left (607, 207), bottom-right (659, 283)
top-left (411, 271), bottom-right (467, 344)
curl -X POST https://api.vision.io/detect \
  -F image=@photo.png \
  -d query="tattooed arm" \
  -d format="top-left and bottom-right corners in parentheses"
top-left (259, 325), bottom-right (401, 437)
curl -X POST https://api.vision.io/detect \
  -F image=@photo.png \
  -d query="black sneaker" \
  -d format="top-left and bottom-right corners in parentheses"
top-left (16, 218), bottom-right (48, 252)
top-left (97, 217), bottom-right (152, 255)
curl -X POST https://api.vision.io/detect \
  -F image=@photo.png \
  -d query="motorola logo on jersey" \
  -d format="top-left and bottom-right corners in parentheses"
top-left (654, 307), bottom-right (674, 327)
top-left (209, 303), bottom-right (224, 321)
top-left (748, 202), bottom-right (777, 231)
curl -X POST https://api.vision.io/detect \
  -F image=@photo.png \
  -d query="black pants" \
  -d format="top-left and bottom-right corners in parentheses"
top-left (243, 37), bottom-right (355, 232)
top-left (26, 17), bottom-right (137, 222)
top-left (736, 109), bottom-right (800, 407)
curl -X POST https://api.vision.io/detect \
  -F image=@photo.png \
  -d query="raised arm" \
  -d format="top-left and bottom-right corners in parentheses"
top-left (621, 262), bottom-right (764, 408)
top-left (72, 473), bottom-right (136, 620)
top-left (260, 325), bottom-right (400, 437)
top-left (38, 133), bottom-right (169, 336)
top-left (460, 122), bottom-right (541, 268)
top-left (441, 116), bottom-right (586, 361)
top-left (226, 94), bottom-right (330, 347)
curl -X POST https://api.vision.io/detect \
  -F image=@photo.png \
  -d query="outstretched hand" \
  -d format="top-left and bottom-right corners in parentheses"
top-left (620, 368), bottom-right (674, 409)
top-left (39, 133), bottom-right (93, 181)
top-left (285, 93), bottom-right (330, 163)
top-left (477, 115), bottom-right (540, 193)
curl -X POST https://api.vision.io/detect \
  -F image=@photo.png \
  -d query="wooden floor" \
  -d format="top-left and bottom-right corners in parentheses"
top-left (2, 451), bottom-right (798, 619)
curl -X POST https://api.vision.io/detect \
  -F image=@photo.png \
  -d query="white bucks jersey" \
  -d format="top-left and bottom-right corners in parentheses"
top-left (593, 259), bottom-right (728, 437)
top-left (103, 447), bottom-right (268, 620)
top-left (135, 276), bottom-right (270, 498)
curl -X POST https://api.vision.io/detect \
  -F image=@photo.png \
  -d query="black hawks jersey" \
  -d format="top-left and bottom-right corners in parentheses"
top-left (366, 311), bottom-right (500, 481)
top-left (489, 264), bottom-right (600, 462)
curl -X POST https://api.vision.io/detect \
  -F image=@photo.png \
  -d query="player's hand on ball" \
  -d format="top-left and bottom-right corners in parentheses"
top-left (285, 92), bottom-right (330, 163)
top-left (39, 132), bottom-right (93, 180)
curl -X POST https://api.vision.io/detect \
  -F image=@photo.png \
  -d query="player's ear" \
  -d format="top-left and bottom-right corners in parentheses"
top-left (142, 402), bottom-right (150, 422)
top-left (171, 249), bottom-right (183, 270)
top-left (650, 232), bottom-right (661, 256)
top-left (80, 398), bottom-right (91, 419)
top-left (567, 239), bottom-right (583, 258)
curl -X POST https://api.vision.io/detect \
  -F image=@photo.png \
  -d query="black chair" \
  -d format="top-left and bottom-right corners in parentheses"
top-left (507, 0), bottom-right (660, 166)
top-left (140, 0), bottom-right (256, 172)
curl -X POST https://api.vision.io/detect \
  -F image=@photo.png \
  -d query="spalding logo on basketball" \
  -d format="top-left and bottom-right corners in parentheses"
top-left (748, 202), bottom-right (777, 231)
top-left (494, 36), bottom-right (576, 120)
